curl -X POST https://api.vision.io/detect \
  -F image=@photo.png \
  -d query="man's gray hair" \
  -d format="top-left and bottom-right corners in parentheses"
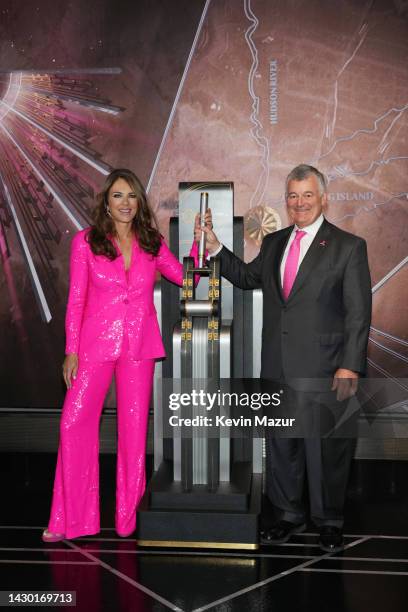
top-left (285, 164), bottom-right (327, 196)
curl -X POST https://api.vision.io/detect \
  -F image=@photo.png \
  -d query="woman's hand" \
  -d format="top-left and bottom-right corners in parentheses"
top-left (194, 208), bottom-right (221, 254)
top-left (63, 354), bottom-right (79, 389)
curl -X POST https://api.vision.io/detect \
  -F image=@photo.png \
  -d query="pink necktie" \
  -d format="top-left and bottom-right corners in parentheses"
top-left (282, 230), bottom-right (306, 299)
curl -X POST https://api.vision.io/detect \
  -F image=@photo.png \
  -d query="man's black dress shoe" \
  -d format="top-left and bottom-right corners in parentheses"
top-left (318, 526), bottom-right (344, 553)
top-left (261, 520), bottom-right (306, 545)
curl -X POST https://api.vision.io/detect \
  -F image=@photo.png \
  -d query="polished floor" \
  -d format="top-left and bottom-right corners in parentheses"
top-left (1, 454), bottom-right (407, 612)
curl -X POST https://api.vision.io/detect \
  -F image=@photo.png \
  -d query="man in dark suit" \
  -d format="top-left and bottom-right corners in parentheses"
top-left (198, 164), bottom-right (372, 551)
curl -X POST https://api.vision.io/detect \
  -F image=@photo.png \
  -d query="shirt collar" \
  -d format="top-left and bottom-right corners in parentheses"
top-left (294, 214), bottom-right (324, 238)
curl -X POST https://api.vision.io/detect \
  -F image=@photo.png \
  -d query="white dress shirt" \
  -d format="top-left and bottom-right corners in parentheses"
top-left (211, 242), bottom-right (224, 257)
top-left (279, 214), bottom-right (324, 286)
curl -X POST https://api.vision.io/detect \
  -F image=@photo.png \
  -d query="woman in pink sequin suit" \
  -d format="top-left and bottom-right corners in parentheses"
top-left (43, 169), bottom-right (201, 541)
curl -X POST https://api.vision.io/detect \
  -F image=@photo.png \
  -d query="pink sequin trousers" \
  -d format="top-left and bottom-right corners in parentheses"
top-left (47, 349), bottom-right (155, 540)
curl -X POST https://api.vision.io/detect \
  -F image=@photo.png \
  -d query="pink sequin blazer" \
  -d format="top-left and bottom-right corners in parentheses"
top-left (65, 229), bottom-right (198, 362)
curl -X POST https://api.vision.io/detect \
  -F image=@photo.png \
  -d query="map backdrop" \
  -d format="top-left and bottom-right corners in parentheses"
top-left (0, 0), bottom-right (406, 408)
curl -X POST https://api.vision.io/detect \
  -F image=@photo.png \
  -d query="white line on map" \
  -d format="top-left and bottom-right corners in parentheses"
top-left (330, 21), bottom-right (369, 139)
top-left (146, 0), bottom-right (212, 193)
top-left (368, 358), bottom-right (408, 390)
top-left (330, 192), bottom-right (407, 222)
top-left (318, 103), bottom-right (408, 161)
top-left (378, 109), bottom-right (404, 155)
top-left (372, 256), bottom-right (408, 294)
top-left (369, 337), bottom-right (408, 364)
top-left (243, 0), bottom-right (270, 208)
top-left (370, 327), bottom-right (408, 348)
top-left (327, 155), bottom-right (408, 184)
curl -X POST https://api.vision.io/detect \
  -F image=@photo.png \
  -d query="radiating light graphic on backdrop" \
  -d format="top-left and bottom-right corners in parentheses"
top-left (0, 69), bottom-right (122, 322)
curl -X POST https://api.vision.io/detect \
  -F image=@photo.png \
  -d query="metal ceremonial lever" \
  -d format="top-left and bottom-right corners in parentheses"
top-left (198, 192), bottom-right (208, 269)
top-left (180, 190), bottom-right (221, 376)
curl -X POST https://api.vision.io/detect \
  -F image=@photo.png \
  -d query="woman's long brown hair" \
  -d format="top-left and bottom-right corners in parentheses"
top-left (87, 169), bottom-right (161, 259)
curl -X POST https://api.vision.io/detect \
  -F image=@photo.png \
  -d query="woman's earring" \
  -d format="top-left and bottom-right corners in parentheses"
top-left (105, 205), bottom-right (112, 217)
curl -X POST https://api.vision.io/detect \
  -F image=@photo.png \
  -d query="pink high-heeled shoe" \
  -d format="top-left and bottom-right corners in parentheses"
top-left (42, 529), bottom-right (65, 543)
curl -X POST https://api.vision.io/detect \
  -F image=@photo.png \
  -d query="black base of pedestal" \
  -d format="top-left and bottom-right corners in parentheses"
top-left (149, 460), bottom-right (253, 511)
top-left (136, 464), bottom-right (262, 549)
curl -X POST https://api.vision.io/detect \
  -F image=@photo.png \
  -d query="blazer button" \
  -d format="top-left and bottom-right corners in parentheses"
top-left (282, 331), bottom-right (288, 335)
top-left (123, 298), bottom-right (129, 304)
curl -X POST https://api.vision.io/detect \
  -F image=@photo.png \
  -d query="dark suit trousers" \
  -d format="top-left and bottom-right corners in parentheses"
top-left (264, 383), bottom-right (358, 528)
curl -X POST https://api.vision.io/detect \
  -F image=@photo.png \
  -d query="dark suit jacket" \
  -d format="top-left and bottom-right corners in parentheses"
top-left (218, 219), bottom-right (372, 387)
